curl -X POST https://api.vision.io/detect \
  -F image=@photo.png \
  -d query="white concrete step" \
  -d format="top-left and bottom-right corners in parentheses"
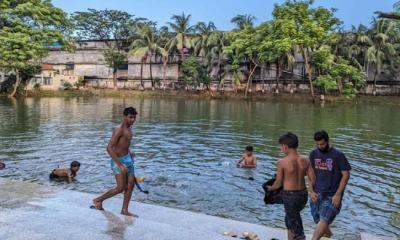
top-left (0, 178), bottom-right (394, 240)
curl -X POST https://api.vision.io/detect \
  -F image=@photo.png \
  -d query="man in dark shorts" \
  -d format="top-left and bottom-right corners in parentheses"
top-left (309, 130), bottom-right (351, 240)
top-left (267, 132), bottom-right (315, 240)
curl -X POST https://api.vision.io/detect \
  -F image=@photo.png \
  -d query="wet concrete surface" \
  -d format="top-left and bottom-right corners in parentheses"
top-left (0, 178), bottom-right (394, 240)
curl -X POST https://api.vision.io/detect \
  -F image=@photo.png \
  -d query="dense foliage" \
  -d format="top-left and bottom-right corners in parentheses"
top-left (1, 0), bottom-right (399, 98)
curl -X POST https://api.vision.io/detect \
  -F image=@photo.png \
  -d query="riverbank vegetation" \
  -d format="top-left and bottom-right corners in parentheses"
top-left (1, 0), bottom-right (399, 98)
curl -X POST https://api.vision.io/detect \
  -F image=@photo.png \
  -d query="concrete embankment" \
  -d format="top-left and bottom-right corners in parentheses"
top-left (0, 178), bottom-right (394, 240)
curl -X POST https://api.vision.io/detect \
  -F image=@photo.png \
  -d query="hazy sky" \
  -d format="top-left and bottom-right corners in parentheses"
top-left (52, 0), bottom-right (396, 30)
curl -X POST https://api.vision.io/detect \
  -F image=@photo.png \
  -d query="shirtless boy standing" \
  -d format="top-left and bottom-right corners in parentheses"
top-left (92, 107), bottom-right (138, 216)
top-left (267, 132), bottom-right (315, 240)
top-left (237, 146), bottom-right (257, 168)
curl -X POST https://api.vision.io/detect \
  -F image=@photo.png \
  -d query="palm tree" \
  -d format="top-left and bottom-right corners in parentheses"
top-left (366, 19), bottom-right (397, 94)
top-left (222, 61), bottom-right (246, 93)
top-left (158, 26), bottom-right (172, 87)
top-left (230, 14), bottom-right (256, 30)
top-left (333, 25), bottom-right (371, 72)
top-left (167, 13), bottom-right (195, 62)
top-left (208, 32), bottom-right (229, 84)
top-left (129, 24), bottom-right (165, 89)
top-left (193, 21), bottom-right (217, 58)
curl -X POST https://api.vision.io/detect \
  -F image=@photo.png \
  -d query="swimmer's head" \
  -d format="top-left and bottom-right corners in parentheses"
top-left (70, 161), bottom-right (81, 173)
top-left (245, 145), bottom-right (253, 156)
top-left (123, 107), bottom-right (138, 126)
top-left (314, 130), bottom-right (330, 152)
top-left (279, 132), bottom-right (298, 153)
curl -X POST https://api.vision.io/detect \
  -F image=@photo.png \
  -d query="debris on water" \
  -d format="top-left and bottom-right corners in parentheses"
top-left (223, 231), bottom-right (238, 237)
top-left (0, 162), bottom-right (5, 170)
top-left (241, 231), bottom-right (259, 240)
top-left (219, 161), bottom-right (231, 166)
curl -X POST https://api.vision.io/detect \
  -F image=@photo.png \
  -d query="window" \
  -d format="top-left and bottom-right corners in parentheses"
top-left (43, 77), bottom-right (52, 85)
top-left (118, 63), bottom-right (128, 70)
top-left (66, 63), bottom-right (74, 70)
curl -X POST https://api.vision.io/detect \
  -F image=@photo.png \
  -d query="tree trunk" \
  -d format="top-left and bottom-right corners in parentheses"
top-left (140, 57), bottom-right (144, 89)
top-left (373, 68), bottom-right (378, 95)
top-left (276, 58), bottom-right (281, 94)
top-left (10, 69), bottom-right (20, 98)
top-left (162, 57), bottom-right (167, 89)
top-left (218, 55), bottom-right (222, 83)
top-left (245, 60), bottom-right (257, 98)
top-left (337, 79), bottom-right (343, 94)
top-left (180, 48), bottom-right (185, 62)
top-left (113, 68), bottom-right (117, 90)
top-left (149, 54), bottom-right (154, 89)
top-left (302, 48), bottom-right (315, 98)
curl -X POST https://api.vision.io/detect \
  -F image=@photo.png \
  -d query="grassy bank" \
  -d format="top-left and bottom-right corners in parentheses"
top-left (26, 89), bottom-right (318, 101)
top-left (2, 89), bottom-right (398, 104)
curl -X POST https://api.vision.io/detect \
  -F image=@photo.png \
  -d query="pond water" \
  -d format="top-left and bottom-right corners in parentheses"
top-left (0, 96), bottom-right (399, 238)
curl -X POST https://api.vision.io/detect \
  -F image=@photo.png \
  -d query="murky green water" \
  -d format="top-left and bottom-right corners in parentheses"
top-left (0, 96), bottom-right (399, 238)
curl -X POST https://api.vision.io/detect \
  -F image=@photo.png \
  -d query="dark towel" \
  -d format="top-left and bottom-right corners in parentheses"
top-left (262, 176), bottom-right (283, 204)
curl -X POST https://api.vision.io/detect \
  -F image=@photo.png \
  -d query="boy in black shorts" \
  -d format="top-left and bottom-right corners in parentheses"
top-left (267, 133), bottom-right (315, 240)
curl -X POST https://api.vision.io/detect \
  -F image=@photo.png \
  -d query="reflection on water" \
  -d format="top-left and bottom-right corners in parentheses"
top-left (0, 96), bottom-right (399, 238)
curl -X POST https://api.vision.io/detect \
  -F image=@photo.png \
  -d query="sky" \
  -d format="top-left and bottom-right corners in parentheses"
top-left (52, 0), bottom-right (396, 30)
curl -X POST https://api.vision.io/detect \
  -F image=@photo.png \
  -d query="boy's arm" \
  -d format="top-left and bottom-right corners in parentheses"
top-left (267, 160), bottom-right (283, 191)
top-left (252, 156), bottom-right (257, 166)
top-left (237, 155), bottom-right (245, 166)
top-left (66, 169), bottom-right (72, 177)
top-left (107, 127), bottom-right (127, 172)
top-left (66, 169), bottom-right (73, 183)
top-left (129, 149), bottom-right (135, 158)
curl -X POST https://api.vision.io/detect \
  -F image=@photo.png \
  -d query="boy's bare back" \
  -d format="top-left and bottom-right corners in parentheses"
top-left (278, 155), bottom-right (310, 191)
top-left (52, 168), bottom-right (72, 177)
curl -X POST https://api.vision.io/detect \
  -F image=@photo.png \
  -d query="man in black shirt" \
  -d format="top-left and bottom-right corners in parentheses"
top-left (309, 131), bottom-right (351, 240)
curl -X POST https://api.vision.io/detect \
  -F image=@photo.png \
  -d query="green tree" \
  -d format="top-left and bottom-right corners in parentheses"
top-left (208, 32), bottom-right (229, 83)
top-left (272, 0), bottom-right (340, 98)
top-left (72, 9), bottom-right (145, 89)
top-left (104, 49), bottom-right (126, 90)
top-left (256, 21), bottom-right (296, 93)
top-left (222, 59), bottom-right (246, 92)
top-left (181, 56), bottom-right (210, 89)
top-left (333, 25), bottom-right (371, 71)
top-left (167, 13), bottom-right (194, 62)
top-left (193, 21), bottom-right (217, 59)
top-left (0, 0), bottom-right (71, 97)
top-left (312, 46), bottom-right (366, 97)
top-left (230, 14), bottom-right (256, 30)
top-left (158, 26), bottom-right (172, 86)
top-left (129, 24), bottom-right (166, 88)
top-left (224, 27), bottom-right (258, 97)
top-left (366, 19), bottom-right (397, 94)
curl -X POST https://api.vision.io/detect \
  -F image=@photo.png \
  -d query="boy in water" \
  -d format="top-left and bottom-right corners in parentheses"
top-left (267, 133), bottom-right (315, 240)
top-left (237, 146), bottom-right (257, 168)
top-left (92, 107), bottom-right (138, 216)
top-left (49, 161), bottom-right (81, 182)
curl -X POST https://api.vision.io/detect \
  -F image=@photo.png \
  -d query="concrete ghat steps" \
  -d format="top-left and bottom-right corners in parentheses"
top-left (0, 178), bottom-right (394, 240)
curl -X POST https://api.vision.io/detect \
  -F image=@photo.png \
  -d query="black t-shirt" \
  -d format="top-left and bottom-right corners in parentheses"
top-left (309, 147), bottom-right (351, 197)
